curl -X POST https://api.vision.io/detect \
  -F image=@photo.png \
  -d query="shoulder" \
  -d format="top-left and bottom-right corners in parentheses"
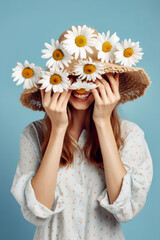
top-left (119, 118), bottom-right (145, 139)
top-left (119, 118), bottom-right (153, 174)
top-left (21, 118), bottom-right (44, 148)
top-left (22, 119), bottom-right (43, 136)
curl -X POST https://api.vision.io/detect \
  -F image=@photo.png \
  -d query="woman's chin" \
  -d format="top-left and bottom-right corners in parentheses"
top-left (68, 93), bottom-right (94, 110)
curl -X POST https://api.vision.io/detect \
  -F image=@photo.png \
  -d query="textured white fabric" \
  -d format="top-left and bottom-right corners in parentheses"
top-left (10, 118), bottom-right (153, 240)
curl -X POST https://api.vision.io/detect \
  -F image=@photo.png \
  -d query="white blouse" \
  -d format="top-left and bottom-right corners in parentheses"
top-left (10, 118), bottom-right (153, 240)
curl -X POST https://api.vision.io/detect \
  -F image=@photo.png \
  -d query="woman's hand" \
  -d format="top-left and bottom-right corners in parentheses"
top-left (40, 89), bottom-right (72, 129)
top-left (91, 73), bottom-right (120, 124)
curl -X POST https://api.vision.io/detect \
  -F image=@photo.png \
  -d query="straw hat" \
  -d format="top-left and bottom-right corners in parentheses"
top-left (12, 25), bottom-right (151, 112)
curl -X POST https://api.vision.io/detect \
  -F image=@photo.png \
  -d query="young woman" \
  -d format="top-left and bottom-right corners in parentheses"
top-left (11, 25), bottom-right (153, 240)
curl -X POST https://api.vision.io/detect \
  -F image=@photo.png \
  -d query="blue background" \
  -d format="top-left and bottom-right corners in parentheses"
top-left (1, 0), bottom-right (159, 239)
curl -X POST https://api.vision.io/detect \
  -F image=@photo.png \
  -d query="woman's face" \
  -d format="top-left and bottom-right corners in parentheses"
top-left (68, 75), bottom-right (98, 110)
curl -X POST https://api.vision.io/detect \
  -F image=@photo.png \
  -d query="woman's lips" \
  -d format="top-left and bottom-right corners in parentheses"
top-left (71, 92), bottom-right (92, 102)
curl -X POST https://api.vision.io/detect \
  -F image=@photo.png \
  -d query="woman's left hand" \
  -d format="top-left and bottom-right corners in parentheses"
top-left (91, 73), bottom-right (120, 124)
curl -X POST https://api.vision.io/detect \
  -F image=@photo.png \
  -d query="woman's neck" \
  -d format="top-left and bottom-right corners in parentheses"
top-left (71, 108), bottom-right (88, 131)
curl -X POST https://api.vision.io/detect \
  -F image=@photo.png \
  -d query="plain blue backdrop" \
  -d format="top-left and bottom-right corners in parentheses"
top-left (1, 0), bottom-right (159, 239)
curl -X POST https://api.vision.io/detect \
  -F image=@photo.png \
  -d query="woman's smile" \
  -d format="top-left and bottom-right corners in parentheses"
top-left (71, 91), bottom-right (92, 102)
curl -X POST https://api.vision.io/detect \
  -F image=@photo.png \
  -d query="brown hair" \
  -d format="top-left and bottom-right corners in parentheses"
top-left (40, 100), bottom-right (124, 170)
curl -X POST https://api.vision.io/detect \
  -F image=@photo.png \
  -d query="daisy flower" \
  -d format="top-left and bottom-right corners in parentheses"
top-left (69, 79), bottom-right (98, 93)
top-left (114, 39), bottom-right (144, 67)
top-left (39, 68), bottom-right (71, 93)
top-left (41, 39), bottom-right (73, 69)
top-left (61, 25), bottom-right (97, 59)
top-left (11, 60), bottom-right (42, 89)
top-left (95, 30), bottom-right (120, 63)
top-left (74, 57), bottom-right (105, 81)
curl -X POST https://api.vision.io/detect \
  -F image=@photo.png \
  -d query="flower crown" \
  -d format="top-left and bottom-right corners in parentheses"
top-left (12, 25), bottom-right (144, 94)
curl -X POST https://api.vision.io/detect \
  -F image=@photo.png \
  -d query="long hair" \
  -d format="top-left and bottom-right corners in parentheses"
top-left (40, 100), bottom-right (124, 170)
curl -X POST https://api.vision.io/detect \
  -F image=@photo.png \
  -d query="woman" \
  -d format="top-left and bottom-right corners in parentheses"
top-left (11, 25), bottom-right (153, 240)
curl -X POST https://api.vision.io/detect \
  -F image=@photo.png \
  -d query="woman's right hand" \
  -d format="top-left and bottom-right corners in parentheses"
top-left (40, 89), bottom-right (72, 129)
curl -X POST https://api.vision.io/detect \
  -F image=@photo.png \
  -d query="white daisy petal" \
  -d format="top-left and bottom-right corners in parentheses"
top-left (84, 45), bottom-right (93, 54)
top-left (106, 30), bottom-right (110, 39)
top-left (12, 72), bottom-right (22, 81)
top-left (17, 62), bottom-right (23, 67)
top-left (80, 47), bottom-right (86, 59)
top-left (109, 32), bottom-right (120, 45)
top-left (23, 80), bottom-right (29, 89)
top-left (46, 58), bottom-right (54, 68)
top-left (28, 79), bottom-right (33, 88)
top-left (16, 77), bottom-right (24, 85)
top-left (24, 60), bottom-right (29, 66)
top-left (75, 50), bottom-right (79, 60)
top-left (45, 84), bottom-right (52, 92)
top-left (41, 53), bottom-right (52, 59)
top-left (26, 79), bottom-right (31, 88)
top-left (12, 66), bottom-right (22, 71)
top-left (51, 38), bottom-right (56, 46)
top-left (39, 84), bottom-right (48, 90)
top-left (52, 85), bottom-right (57, 93)
top-left (44, 42), bottom-right (53, 51)
top-left (41, 49), bottom-right (50, 54)
top-left (58, 84), bottom-right (64, 92)
top-left (30, 63), bottom-right (35, 68)
top-left (72, 25), bottom-right (78, 35)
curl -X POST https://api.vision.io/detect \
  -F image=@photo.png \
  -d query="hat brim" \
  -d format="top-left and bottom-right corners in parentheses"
top-left (19, 63), bottom-right (151, 112)
top-left (20, 86), bottom-right (45, 111)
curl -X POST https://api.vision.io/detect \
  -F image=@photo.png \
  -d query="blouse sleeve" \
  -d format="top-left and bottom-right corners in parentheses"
top-left (97, 123), bottom-right (153, 223)
top-left (10, 123), bottom-right (65, 227)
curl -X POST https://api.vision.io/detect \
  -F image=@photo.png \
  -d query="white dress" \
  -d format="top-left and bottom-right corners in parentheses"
top-left (10, 118), bottom-right (153, 240)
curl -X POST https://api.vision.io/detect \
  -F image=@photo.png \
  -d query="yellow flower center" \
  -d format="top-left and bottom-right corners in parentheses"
top-left (22, 67), bottom-right (34, 78)
top-left (52, 49), bottom-right (64, 60)
top-left (76, 88), bottom-right (86, 94)
top-left (50, 74), bottom-right (62, 85)
top-left (83, 64), bottom-right (96, 74)
top-left (75, 35), bottom-right (87, 47)
top-left (123, 48), bottom-right (134, 58)
top-left (102, 42), bottom-right (112, 52)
